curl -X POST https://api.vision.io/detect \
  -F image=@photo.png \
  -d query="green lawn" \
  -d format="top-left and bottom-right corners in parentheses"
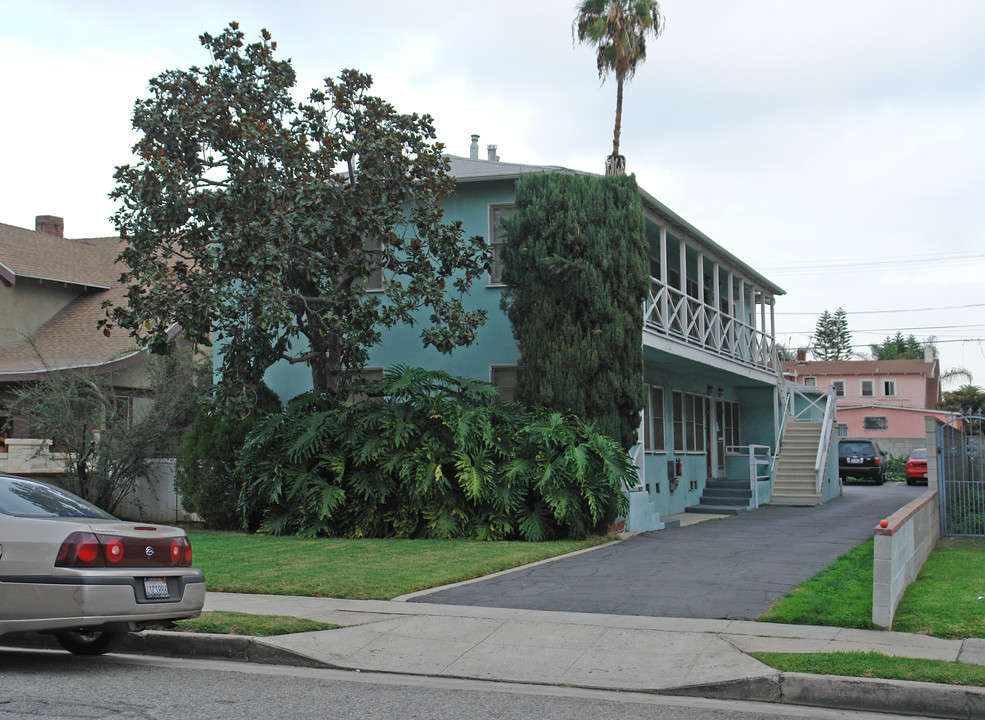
top-left (753, 651), bottom-right (985, 687)
top-left (173, 611), bottom-right (337, 636)
top-left (758, 538), bottom-right (874, 629)
top-left (759, 537), bottom-right (985, 639)
top-left (756, 536), bottom-right (985, 686)
top-left (188, 530), bottom-right (611, 600)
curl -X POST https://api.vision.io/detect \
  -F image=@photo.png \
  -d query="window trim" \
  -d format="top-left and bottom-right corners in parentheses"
top-left (831, 379), bottom-right (846, 397)
top-left (488, 203), bottom-right (516, 287)
top-left (643, 385), bottom-right (665, 453)
top-left (882, 379), bottom-right (897, 397)
top-left (490, 364), bottom-right (521, 403)
top-left (860, 379), bottom-right (874, 398)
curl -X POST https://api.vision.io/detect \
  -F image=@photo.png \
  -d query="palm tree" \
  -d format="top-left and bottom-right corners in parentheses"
top-left (574, 0), bottom-right (665, 176)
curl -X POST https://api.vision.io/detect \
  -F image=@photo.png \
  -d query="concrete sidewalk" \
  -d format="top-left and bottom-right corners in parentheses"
top-left (196, 592), bottom-right (985, 718)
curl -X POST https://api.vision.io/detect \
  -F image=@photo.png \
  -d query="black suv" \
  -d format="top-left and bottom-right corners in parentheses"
top-left (838, 438), bottom-right (887, 484)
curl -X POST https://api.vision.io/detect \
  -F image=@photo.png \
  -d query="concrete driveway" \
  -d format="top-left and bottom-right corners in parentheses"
top-left (410, 482), bottom-right (925, 620)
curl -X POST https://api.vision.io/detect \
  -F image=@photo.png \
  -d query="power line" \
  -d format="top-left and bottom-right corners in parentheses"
top-left (760, 251), bottom-right (985, 274)
top-left (776, 302), bottom-right (985, 316)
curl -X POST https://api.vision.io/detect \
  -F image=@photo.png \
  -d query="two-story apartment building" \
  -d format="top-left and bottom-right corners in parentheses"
top-left (782, 353), bottom-right (957, 457)
top-left (263, 143), bottom-right (842, 530)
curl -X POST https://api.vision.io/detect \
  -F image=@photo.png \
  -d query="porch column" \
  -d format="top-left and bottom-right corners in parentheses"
top-left (697, 252), bottom-right (706, 345)
top-left (712, 262), bottom-right (721, 352)
top-left (679, 238), bottom-right (687, 336)
top-left (659, 227), bottom-right (668, 332)
top-left (760, 291), bottom-right (768, 366)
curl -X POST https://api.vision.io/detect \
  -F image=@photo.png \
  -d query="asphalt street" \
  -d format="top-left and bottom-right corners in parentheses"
top-left (0, 647), bottom-right (920, 720)
top-left (412, 483), bottom-right (925, 619)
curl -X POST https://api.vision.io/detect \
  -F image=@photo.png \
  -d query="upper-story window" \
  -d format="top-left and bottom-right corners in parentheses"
top-left (831, 380), bottom-right (846, 397)
top-left (860, 379), bottom-right (874, 398)
top-left (489, 204), bottom-right (517, 286)
top-left (803, 377), bottom-right (816, 387)
top-left (883, 380), bottom-right (897, 397)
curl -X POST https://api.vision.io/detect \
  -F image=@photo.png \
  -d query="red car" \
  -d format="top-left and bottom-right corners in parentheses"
top-left (906, 448), bottom-right (928, 485)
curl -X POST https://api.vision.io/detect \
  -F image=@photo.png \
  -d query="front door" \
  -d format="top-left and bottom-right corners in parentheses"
top-left (715, 400), bottom-right (726, 477)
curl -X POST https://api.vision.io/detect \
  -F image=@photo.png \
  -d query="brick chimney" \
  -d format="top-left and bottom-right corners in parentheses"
top-left (796, 347), bottom-right (807, 362)
top-left (35, 215), bottom-right (64, 238)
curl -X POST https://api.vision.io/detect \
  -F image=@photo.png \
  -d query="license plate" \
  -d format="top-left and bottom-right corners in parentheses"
top-left (144, 577), bottom-right (170, 600)
top-left (848, 458), bottom-right (862, 464)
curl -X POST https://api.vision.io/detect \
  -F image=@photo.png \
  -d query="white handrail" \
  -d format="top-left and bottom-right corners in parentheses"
top-left (745, 444), bottom-right (772, 509)
top-left (814, 387), bottom-right (836, 493)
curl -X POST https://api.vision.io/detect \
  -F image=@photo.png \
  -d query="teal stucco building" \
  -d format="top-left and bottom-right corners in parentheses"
top-left (263, 141), bottom-right (842, 531)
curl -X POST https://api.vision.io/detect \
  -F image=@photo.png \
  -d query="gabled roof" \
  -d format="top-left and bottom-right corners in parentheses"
top-left (781, 359), bottom-right (938, 377)
top-left (446, 154), bottom-right (785, 297)
top-left (0, 222), bottom-right (118, 289)
top-left (0, 222), bottom-right (146, 381)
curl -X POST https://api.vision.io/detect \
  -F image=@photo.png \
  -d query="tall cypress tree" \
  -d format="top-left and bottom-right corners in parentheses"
top-left (500, 173), bottom-right (648, 449)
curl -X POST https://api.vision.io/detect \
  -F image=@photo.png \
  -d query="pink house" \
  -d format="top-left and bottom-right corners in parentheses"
top-left (781, 355), bottom-right (957, 457)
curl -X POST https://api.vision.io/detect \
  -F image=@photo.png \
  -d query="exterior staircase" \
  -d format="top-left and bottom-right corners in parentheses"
top-left (770, 419), bottom-right (824, 505)
top-left (685, 478), bottom-right (752, 515)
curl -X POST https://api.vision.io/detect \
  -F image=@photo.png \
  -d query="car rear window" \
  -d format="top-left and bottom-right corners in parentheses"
top-left (840, 442), bottom-right (875, 456)
top-left (911, 449), bottom-right (927, 460)
top-left (0, 476), bottom-right (115, 519)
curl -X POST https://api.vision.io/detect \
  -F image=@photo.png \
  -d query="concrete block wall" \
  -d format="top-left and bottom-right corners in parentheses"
top-left (872, 490), bottom-right (940, 629)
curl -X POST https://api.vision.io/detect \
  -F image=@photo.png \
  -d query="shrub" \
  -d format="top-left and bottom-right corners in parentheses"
top-left (176, 385), bottom-right (281, 529)
top-left (237, 366), bottom-right (633, 540)
top-left (886, 454), bottom-right (907, 482)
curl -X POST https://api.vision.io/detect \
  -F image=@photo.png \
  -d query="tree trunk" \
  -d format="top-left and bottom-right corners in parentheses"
top-left (309, 333), bottom-right (342, 393)
top-left (612, 76), bottom-right (624, 158)
top-left (606, 76), bottom-right (626, 177)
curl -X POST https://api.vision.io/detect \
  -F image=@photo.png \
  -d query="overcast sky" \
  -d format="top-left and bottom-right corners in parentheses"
top-left (3, 0), bottom-right (984, 386)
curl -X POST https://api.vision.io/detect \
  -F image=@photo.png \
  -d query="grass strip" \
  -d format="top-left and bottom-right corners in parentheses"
top-left (893, 538), bottom-right (985, 639)
top-left (171, 611), bottom-right (337, 636)
top-left (188, 530), bottom-right (611, 599)
top-left (752, 651), bottom-right (985, 687)
top-left (758, 538), bottom-right (874, 629)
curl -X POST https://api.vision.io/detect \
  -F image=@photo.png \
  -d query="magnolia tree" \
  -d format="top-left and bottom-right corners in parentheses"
top-left (105, 24), bottom-right (488, 407)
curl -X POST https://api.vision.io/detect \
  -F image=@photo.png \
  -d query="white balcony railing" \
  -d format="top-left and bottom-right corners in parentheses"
top-left (643, 279), bottom-right (776, 373)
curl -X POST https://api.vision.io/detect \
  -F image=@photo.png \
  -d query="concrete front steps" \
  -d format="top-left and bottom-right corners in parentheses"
top-left (684, 478), bottom-right (752, 515)
top-left (771, 420), bottom-right (824, 505)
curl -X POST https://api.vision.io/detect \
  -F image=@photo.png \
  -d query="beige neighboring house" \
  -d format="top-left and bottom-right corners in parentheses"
top-left (0, 215), bottom-right (158, 478)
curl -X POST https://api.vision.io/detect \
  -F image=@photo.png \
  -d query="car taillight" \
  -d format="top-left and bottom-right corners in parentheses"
top-left (56, 532), bottom-right (104, 567)
top-left (105, 539), bottom-right (125, 564)
top-left (875, 458), bottom-right (880, 465)
top-left (169, 537), bottom-right (192, 566)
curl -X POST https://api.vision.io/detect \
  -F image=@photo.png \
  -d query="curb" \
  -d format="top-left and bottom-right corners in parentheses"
top-left (6, 631), bottom-right (985, 717)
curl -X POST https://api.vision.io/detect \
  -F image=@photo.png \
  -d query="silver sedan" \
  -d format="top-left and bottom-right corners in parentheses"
top-left (0, 473), bottom-right (205, 655)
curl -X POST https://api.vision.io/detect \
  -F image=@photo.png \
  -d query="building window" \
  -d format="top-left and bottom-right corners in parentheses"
top-left (860, 379), bottom-right (874, 398)
top-left (643, 386), bottom-right (665, 452)
top-left (672, 391), bottom-right (685, 452)
top-left (863, 416), bottom-right (888, 431)
top-left (491, 365), bottom-right (521, 402)
top-left (831, 380), bottom-right (845, 397)
top-left (364, 237), bottom-right (383, 291)
top-left (113, 395), bottom-right (132, 427)
top-left (685, 392), bottom-right (705, 452)
top-left (836, 423), bottom-right (848, 437)
top-left (348, 367), bottom-right (385, 403)
top-left (883, 380), bottom-right (897, 397)
top-left (803, 377), bottom-right (816, 387)
top-left (489, 204), bottom-right (516, 286)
